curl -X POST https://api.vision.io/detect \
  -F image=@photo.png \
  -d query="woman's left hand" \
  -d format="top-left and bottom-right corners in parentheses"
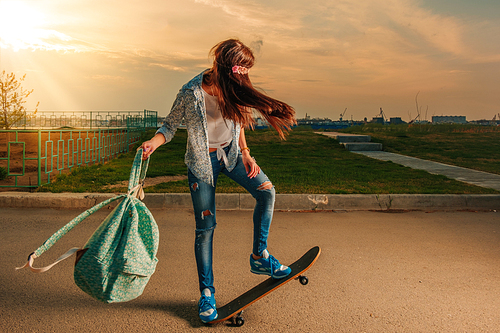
top-left (242, 152), bottom-right (260, 178)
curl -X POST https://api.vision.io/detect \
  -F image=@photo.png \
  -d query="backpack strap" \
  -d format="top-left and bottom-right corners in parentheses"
top-left (128, 149), bottom-right (149, 192)
top-left (16, 195), bottom-right (125, 273)
top-left (17, 150), bottom-right (150, 273)
top-left (127, 149), bottom-right (149, 200)
top-left (18, 247), bottom-right (81, 273)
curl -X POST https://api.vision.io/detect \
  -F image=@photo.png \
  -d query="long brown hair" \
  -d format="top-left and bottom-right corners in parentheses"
top-left (203, 39), bottom-right (296, 139)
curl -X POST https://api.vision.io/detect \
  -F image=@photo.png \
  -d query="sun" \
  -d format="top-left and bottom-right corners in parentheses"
top-left (0, 1), bottom-right (49, 51)
top-left (0, 0), bottom-right (73, 52)
top-left (0, 1), bottom-right (46, 50)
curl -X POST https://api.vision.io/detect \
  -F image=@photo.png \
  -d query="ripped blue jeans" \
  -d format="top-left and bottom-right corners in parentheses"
top-left (188, 148), bottom-right (275, 294)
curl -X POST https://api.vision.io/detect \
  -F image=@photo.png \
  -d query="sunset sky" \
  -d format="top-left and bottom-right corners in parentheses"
top-left (1, 0), bottom-right (499, 122)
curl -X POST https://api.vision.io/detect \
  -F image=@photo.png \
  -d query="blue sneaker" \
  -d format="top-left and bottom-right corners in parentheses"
top-left (250, 249), bottom-right (291, 279)
top-left (198, 289), bottom-right (217, 323)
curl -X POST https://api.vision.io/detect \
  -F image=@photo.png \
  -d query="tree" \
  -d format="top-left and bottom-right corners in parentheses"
top-left (1, 71), bottom-right (39, 129)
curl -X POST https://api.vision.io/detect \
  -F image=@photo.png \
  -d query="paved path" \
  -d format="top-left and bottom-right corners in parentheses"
top-left (355, 151), bottom-right (500, 191)
top-left (317, 131), bottom-right (500, 192)
top-left (2, 208), bottom-right (500, 332)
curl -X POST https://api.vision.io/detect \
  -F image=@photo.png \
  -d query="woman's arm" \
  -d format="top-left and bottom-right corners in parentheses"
top-left (239, 127), bottom-right (260, 178)
top-left (140, 90), bottom-right (186, 159)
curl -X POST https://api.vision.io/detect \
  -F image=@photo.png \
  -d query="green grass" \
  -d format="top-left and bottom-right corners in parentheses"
top-left (338, 123), bottom-right (500, 175)
top-left (0, 166), bottom-right (7, 181)
top-left (38, 126), bottom-right (498, 194)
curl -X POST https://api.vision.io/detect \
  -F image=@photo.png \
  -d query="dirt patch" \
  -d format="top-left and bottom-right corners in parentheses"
top-left (102, 175), bottom-right (188, 189)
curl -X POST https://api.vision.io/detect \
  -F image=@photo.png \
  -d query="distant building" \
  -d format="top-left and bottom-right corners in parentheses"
top-left (389, 117), bottom-right (405, 125)
top-left (295, 114), bottom-right (366, 129)
top-left (469, 119), bottom-right (500, 126)
top-left (370, 117), bottom-right (385, 124)
top-left (432, 116), bottom-right (466, 124)
top-left (255, 117), bottom-right (269, 128)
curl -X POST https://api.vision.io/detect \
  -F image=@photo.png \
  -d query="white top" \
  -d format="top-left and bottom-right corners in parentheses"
top-left (203, 89), bottom-right (234, 166)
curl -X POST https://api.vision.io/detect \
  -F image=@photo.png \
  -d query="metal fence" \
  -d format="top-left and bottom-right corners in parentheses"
top-left (1, 110), bottom-right (158, 188)
top-left (13, 110), bottom-right (159, 129)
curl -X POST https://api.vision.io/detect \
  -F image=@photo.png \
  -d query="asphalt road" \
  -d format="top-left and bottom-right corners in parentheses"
top-left (1, 207), bottom-right (499, 332)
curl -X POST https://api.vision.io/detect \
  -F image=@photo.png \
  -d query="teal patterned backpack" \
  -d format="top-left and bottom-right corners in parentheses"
top-left (17, 149), bottom-right (159, 303)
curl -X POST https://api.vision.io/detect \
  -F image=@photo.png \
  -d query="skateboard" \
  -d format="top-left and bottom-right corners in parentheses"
top-left (208, 246), bottom-right (321, 326)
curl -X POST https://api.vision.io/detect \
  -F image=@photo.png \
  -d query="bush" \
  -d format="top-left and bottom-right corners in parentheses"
top-left (0, 167), bottom-right (7, 180)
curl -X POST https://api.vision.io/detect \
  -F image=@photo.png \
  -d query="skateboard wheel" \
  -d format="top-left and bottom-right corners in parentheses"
top-left (299, 276), bottom-right (309, 285)
top-left (235, 316), bottom-right (244, 327)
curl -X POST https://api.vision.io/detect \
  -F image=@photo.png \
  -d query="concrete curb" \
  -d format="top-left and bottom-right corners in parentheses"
top-left (1, 192), bottom-right (499, 211)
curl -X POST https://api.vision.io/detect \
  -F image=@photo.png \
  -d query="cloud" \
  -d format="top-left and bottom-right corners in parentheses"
top-left (205, 0), bottom-right (500, 100)
top-left (149, 63), bottom-right (186, 72)
top-left (194, 0), bottom-right (302, 30)
top-left (384, 0), bottom-right (466, 56)
top-left (196, 0), bottom-right (494, 66)
top-left (250, 39), bottom-right (264, 55)
top-left (89, 74), bottom-right (131, 84)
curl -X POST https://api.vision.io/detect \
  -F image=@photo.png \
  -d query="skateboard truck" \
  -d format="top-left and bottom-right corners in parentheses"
top-left (296, 275), bottom-right (309, 285)
top-left (231, 311), bottom-right (245, 327)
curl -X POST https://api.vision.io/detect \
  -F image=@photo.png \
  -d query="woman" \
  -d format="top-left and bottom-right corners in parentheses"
top-left (140, 39), bottom-right (296, 323)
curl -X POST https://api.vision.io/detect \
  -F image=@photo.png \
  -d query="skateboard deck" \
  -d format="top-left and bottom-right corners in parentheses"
top-left (209, 246), bottom-right (321, 326)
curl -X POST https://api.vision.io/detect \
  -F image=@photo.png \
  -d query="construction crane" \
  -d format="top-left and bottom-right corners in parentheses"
top-left (375, 107), bottom-right (387, 124)
top-left (493, 113), bottom-right (500, 124)
top-left (339, 108), bottom-right (347, 121)
top-left (380, 108), bottom-right (387, 122)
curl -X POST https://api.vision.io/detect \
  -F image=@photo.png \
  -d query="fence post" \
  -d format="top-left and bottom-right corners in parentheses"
top-left (98, 128), bottom-right (101, 164)
top-left (126, 116), bottom-right (131, 152)
top-left (38, 129), bottom-right (42, 186)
